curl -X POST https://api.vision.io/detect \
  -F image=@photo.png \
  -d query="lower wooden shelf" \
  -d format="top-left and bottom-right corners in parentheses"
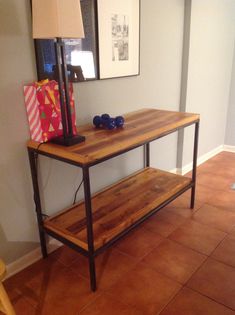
top-left (44, 167), bottom-right (191, 251)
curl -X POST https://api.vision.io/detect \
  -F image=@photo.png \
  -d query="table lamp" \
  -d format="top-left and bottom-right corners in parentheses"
top-left (32, 0), bottom-right (86, 146)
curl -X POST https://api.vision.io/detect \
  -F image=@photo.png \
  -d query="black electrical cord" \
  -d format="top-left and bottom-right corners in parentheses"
top-left (34, 142), bottom-right (83, 210)
top-left (35, 142), bottom-right (44, 169)
top-left (73, 178), bottom-right (84, 205)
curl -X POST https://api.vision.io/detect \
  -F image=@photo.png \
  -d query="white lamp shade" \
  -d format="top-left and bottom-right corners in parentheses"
top-left (32, 0), bottom-right (85, 39)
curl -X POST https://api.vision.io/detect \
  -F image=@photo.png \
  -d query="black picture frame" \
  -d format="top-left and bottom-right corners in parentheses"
top-left (34, 0), bottom-right (99, 83)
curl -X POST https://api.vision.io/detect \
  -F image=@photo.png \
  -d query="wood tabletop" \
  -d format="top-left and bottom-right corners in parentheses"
top-left (44, 167), bottom-right (191, 250)
top-left (27, 108), bottom-right (199, 166)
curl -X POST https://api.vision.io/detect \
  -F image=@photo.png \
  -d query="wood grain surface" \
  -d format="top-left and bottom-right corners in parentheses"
top-left (27, 109), bottom-right (199, 165)
top-left (44, 167), bottom-right (191, 250)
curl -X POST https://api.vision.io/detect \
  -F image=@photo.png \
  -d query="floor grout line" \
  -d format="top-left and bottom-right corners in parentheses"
top-left (5, 151), bottom-right (235, 314)
top-left (184, 284), bottom-right (235, 312)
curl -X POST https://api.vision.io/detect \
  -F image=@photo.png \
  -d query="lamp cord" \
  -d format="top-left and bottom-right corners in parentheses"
top-left (73, 178), bottom-right (84, 205)
top-left (34, 142), bottom-right (83, 213)
top-left (35, 142), bottom-right (44, 169)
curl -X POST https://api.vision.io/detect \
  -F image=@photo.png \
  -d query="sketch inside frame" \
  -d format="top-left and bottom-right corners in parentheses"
top-left (112, 14), bottom-right (129, 62)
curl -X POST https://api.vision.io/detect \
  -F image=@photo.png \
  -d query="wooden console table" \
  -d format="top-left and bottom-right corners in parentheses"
top-left (27, 108), bottom-right (200, 291)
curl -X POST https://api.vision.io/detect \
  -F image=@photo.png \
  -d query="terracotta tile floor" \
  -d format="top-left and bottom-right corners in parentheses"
top-left (3, 151), bottom-right (235, 314)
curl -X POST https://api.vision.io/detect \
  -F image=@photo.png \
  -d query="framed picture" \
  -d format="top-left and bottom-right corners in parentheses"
top-left (97, 0), bottom-right (140, 79)
top-left (34, 0), bottom-right (99, 83)
top-left (34, 0), bottom-right (140, 82)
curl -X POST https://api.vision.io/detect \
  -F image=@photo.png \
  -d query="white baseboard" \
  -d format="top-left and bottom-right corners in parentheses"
top-left (179, 145), bottom-right (224, 175)
top-left (5, 239), bottom-right (62, 280)
top-left (170, 168), bottom-right (178, 174)
top-left (223, 145), bottom-right (235, 153)
top-left (5, 144), bottom-right (234, 279)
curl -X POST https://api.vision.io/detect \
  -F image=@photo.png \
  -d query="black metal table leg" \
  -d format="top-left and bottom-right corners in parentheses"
top-left (144, 143), bottom-right (150, 167)
top-left (27, 149), bottom-right (48, 258)
top-left (82, 166), bottom-right (96, 291)
top-left (191, 122), bottom-right (200, 209)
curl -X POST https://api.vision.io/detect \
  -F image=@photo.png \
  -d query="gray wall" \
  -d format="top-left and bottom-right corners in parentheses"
top-left (0, 0), bottom-right (40, 263)
top-left (180, 0), bottom-right (235, 166)
top-left (0, 0), bottom-right (185, 264)
top-left (0, 0), bottom-right (234, 265)
top-left (225, 44), bottom-right (235, 146)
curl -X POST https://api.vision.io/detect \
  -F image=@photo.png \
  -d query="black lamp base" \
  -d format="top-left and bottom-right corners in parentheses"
top-left (51, 134), bottom-right (85, 146)
top-left (51, 39), bottom-right (86, 147)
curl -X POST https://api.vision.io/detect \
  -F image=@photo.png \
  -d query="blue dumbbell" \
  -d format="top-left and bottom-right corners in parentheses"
top-left (115, 116), bottom-right (125, 128)
top-left (101, 113), bottom-right (110, 121)
top-left (93, 114), bottom-right (111, 128)
top-left (93, 114), bottom-right (125, 129)
top-left (106, 118), bottom-right (116, 130)
top-left (101, 114), bottom-right (111, 129)
top-left (93, 115), bottom-right (103, 128)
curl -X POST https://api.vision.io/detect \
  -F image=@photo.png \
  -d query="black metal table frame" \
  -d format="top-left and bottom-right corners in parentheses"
top-left (27, 120), bottom-right (199, 292)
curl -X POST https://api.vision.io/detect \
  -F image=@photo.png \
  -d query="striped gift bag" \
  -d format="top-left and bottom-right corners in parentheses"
top-left (23, 79), bottom-right (77, 142)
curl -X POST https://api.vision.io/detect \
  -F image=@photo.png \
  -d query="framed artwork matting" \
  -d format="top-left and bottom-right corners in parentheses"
top-left (97, 0), bottom-right (140, 79)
